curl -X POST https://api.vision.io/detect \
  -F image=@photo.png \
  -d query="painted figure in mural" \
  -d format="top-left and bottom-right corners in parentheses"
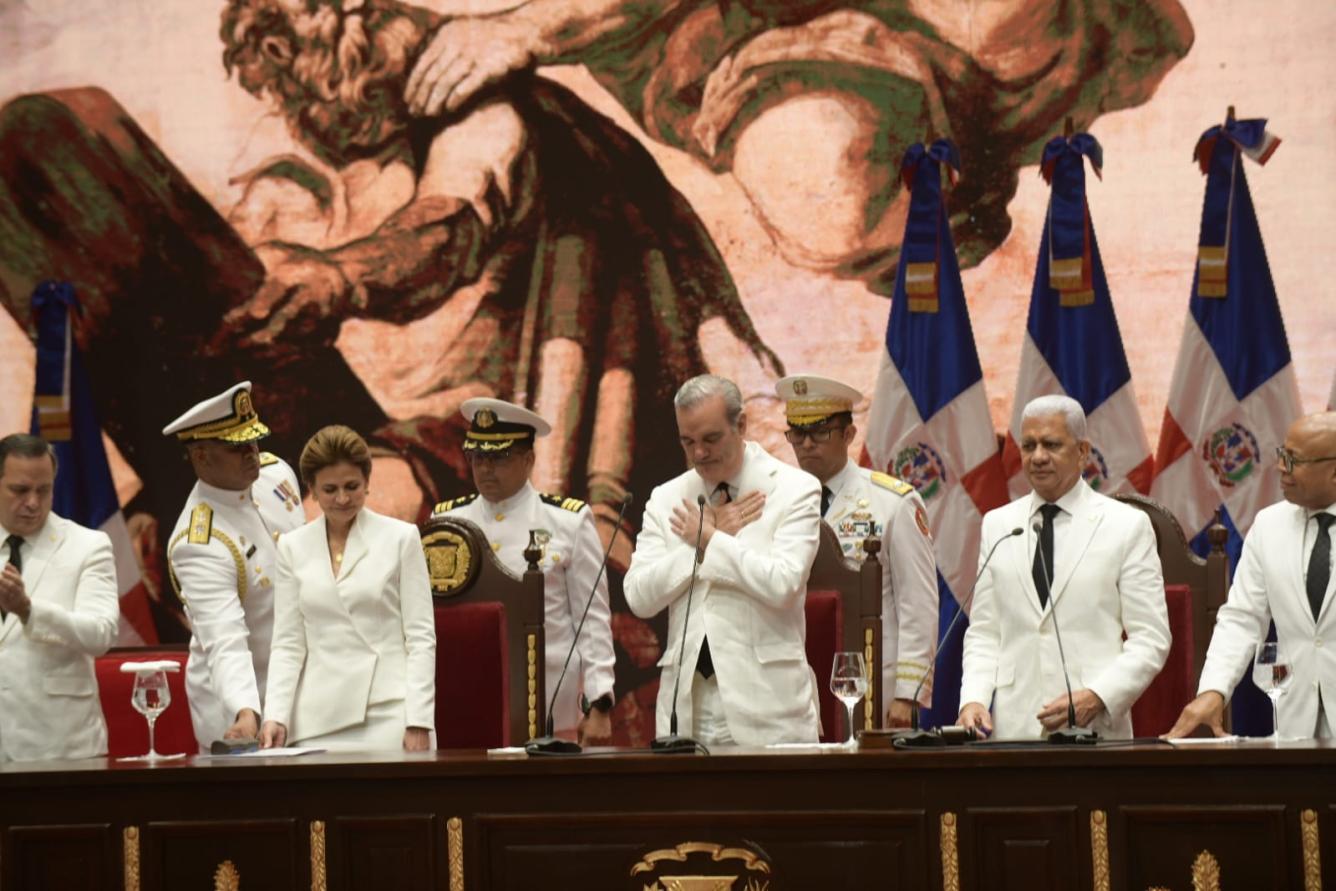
top-left (404, 0), bottom-right (1193, 292)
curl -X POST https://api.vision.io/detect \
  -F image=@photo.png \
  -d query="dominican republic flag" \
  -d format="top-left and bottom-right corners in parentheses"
top-left (864, 140), bottom-right (1010, 728)
top-left (1000, 133), bottom-right (1153, 498)
top-left (1150, 119), bottom-right (1296, 734)
top-left (29, 282), bottom-right (158, 645)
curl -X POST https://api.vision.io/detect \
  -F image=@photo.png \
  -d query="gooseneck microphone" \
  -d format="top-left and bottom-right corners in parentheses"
top-left (651, 494), bottom-right (708, 754)
top-left (525, 492), bottom-right (634, 756)
top-left (893, 527), bottom-right (1023, 747)
top-left (1033, 521), bottom-right (1097, 745)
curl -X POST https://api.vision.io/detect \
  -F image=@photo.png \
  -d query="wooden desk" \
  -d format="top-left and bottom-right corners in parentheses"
top-left (3, 741), bottom-right (1334, 890)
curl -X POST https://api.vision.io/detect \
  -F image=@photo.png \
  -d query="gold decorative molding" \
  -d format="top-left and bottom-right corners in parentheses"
top-left (447, 816), bottom-right (464, 891)
top-left (310, 820), bottom-right (327, 891)
top-left (123, 826), bottom-right (140, 891)
top-left (1191, 850), bottom-right (1220, 891)
top-left (214, 860), bottom-right (240, 891)
top-left (863, 628), bottom-right (875, 729)
top-left (526, 633), bottom-right (539, 738)
top-left (629, 841), bottom-right (772, 876)
top-left (940, 812), bottom-right (959, 891)
top-left (1090, 810), bottom-right (1110, 891)
top-left (1301, 808), bottom-right (1322, 891)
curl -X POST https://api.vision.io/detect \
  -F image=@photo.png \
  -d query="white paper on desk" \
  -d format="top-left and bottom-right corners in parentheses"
top-left (765, 742), bottom-right (846, 750)
top-left (1165, 735), bottom-right (1240, 746)
top-left (234, 746), bottom-right (325, 757)
top-left (487, 747), bottom-right (528, 756)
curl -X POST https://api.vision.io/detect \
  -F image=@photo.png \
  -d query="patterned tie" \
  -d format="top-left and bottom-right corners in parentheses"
top-left (1308, 514), bottom-right (1333, 621)
top-left (3, 535), bottom-right (21, 621)
top-left (821, 486), bottom-right (833, 517)
top-left (696, 482), bottom-right (732, 680)
top-left (1031, 503), bottom-right (1061, 609)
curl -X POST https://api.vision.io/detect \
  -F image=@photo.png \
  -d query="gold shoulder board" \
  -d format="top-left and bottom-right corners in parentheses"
top-left (540, 493), bottom-right (585, 512)
top-left (258, 452), bottom-right (280, 467)
top-left (188, 503), bottom-right (214, 544)
top-left (432, 493), bottom-right (478, 515)
top-left (870, 472), bottom-right (914, 496)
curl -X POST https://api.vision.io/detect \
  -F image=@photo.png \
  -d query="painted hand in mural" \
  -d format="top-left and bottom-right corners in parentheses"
top-left (405, 13), bottom-right (542, 117)
top-left (220, 247), bottom-right (352, 348)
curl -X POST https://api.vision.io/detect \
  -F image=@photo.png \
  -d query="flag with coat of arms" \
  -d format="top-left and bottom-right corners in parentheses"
top-left (29, 281), bottom-right (159, 645)
top-left (1000, 132), bottom-right (1153, 499)
top-left (863, 139), bottom-right (1010, 728)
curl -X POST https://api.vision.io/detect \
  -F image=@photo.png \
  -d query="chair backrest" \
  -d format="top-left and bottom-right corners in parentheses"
top-left (95, 645), bottom-right (196, 757)
top-left (420, 514), bottom-right (547, 748)
top-left (1115, 494), bottom-right (1229, 734)
top-left (804, 524), bottom-right (884, 741)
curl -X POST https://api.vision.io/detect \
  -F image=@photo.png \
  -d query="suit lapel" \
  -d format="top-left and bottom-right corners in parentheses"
top-left (1307, 510), bottom-right (1336, 627)
top-left (24, 518), bottom-right (63, 599)
top-left (1046, 494), bottom-right (1101, 614)
top-left (337, 513), bottom-right (370, 583)
top-left (1008, 498), bottom-right (1045, 620)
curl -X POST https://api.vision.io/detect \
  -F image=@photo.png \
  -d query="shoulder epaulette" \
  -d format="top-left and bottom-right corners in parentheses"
top-left (187, 503), bottom-right (214, 544)
top-left (432, 493), bottom-right (479, 515)
top-left (258, 451), bottom-right (280, 467)
top-left (540, 492), bottom-right (586, 513)
top-left (871, 472), bottom-right (914, 496)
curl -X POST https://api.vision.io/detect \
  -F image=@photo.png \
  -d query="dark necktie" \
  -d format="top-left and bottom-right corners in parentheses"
top-left (821, 486), bottom-right (833, 517)
top-left (1031, 503), bottom-right (1060, 609)
top-left (696, 482), bottom-right (732, 680)
top-left (3, 534), bottom-right (21, 621)
top-left (1308, 514), bottom-right (1333, 621)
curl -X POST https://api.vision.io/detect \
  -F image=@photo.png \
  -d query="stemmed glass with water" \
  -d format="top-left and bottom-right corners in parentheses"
top-left (1252, 641), bottom-right (1293, 742)
top-left (830, 652), bottom-right (869, 748)
top-left (119, 664), bottom-right (186, 762)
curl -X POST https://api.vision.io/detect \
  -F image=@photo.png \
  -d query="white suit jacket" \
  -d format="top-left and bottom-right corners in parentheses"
top-left (264, 508), bottom-right (436, 741)
top-left (434, 483), bottom-right (615, 733)
top-left (168, 456), bottom-right (305, 749)
top-left (625, 441), bottom-right (822, 744)
top-left (823, 460), bottom-right (939, 706)
top-left (960, 480), bottom-right (1170, 739)
top-left (1198, 500), bottom-right (1336, 738)
top-left (0, 514), bottom-right (118, 762)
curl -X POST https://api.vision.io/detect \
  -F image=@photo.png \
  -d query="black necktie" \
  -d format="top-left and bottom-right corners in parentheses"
top-left (1308, 514), bottom-right (1333, 621)
top-left (3, 535), bottom-right (21, 621)
top-left (1031, 504), bottom-right (1060, 609)
top-left (821, 486), bottom-right (833, 517)
top-left (696, 483), bottom-right (732, 680)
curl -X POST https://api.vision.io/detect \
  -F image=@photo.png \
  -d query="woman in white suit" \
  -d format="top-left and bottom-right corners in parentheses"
top-left (260, 426), bottom-right (436, 751)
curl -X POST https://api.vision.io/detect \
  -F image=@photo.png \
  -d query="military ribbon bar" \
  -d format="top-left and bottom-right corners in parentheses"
top-left (1193, 117), bottom-right (1280, 299)
top-left (1040, 133), bottom-right (1102, 307)
top-left (898, 139), bottom-right (961, 314)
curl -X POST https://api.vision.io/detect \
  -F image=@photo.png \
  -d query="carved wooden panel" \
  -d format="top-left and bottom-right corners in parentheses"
top-left (473, 810), bottom-right (928, 890)
top-left (327, 815), bottom-right (438, 891)
top-left (140, 818), bottom-right (302, 891)
top-left (2, 823), bottom-right (116, 891)
top-left (960, 806), bottom-right (1081, 891)
top-left (1119, 805), bottom-right (1289, 891)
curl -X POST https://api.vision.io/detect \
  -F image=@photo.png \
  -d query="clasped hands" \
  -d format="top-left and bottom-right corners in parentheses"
top-left (669, 491), bottom-right (765, 554)
top-left (0, 564), bottom-right (31, 622)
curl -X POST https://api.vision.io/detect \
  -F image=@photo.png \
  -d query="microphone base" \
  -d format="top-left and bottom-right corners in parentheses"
top-left (524, 735), bottom-right (583, 756)
top-left (1047, 726), bottom-right (1098, 745)
top-left (889, 728), bottom-right (946, 748)
top-left (650, 734), bottom-right (704, 754)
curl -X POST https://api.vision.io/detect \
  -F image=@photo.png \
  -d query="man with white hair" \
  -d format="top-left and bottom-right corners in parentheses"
top-left (625, 374), bottom-right (823, 746)
top-left (958, 395), bottom-right (1170, 739)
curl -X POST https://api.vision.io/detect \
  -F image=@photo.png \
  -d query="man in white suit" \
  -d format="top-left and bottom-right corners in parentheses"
top-left (958, 395), bottom-right (1170, 740)
top-left (776, 374), bottom-right (939, 728)
top-left (163, 383), bottom-right (306, 750)
top-left (0, 434), bottom-right (119, 762)
top-left (1168, 411), bottom-right (1336, 739)
top-left (626, 374), bottom-right (823, 745)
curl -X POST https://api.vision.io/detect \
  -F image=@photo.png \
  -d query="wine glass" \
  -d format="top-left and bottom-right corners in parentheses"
top-left (1252, 642), bottom-right (1293, 742)
top-left (119, 667), bottom-right (186, 762)
top-left (830, 652), bottom-right (869, 748)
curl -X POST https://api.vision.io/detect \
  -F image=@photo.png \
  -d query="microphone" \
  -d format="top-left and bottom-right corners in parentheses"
top-left (525, 492), bottom-right (634, 755)
top-left (651, 494), bottom-right (708, 754)
top-left (1033, 521), bottom-right (1097, 745)
top-left (893, 527), bottom-right (1022, 748)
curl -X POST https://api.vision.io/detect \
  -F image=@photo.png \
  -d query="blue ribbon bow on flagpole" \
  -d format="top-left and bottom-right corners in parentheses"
top-left (1193, 117), bottom-right (1280, 299)
top-left (1039, 133), bottom-right (1103, 306)
top-left (898, 138), bottom-right (962, 313)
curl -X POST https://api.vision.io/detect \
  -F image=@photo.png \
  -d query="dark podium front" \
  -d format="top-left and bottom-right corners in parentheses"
top-left (2, 741), bottom-right (1333, 890)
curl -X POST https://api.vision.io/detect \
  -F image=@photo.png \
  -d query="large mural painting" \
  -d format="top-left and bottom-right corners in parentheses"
top-left (1, 0), bottom-right (1332, 742)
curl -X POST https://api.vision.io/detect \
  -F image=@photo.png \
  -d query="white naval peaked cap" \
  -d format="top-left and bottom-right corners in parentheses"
top-left (161, 381), bottom-right (270, 443)
top-left (459, 397), bottom-right (552, 453)
top-left (774, 374), bottom-right (863, 427)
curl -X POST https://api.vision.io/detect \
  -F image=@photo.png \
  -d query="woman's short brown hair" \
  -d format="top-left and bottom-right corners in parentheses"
top-left (299, 425), bottom-right (372, 486)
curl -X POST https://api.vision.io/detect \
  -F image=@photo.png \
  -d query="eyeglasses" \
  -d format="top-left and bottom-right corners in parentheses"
top-left (1275, 446), bottom-right (1336, 474)
top-left (784, 426), bottom-right (845, 445)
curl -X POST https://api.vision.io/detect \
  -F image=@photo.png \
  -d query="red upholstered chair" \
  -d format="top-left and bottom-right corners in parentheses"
top-left (420, 514), bottom-right (547, 748)
top-left (804, 524), bottom-right (884, 742)
top-left (1116, 494), bottom-right (1229, 736)
top-left (95, 646), bottom-right (196, 757)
